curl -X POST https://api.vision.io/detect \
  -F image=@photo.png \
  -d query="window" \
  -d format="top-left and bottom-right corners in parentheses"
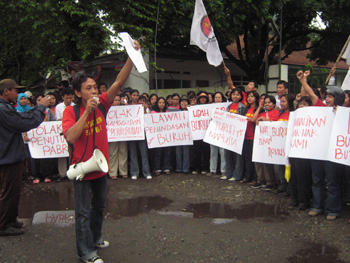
top-left (196, 80), bottom-right (209, 87)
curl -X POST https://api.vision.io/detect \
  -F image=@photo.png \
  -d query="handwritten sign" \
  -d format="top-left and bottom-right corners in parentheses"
top-left (27, 121), bottom-right (68, 158)
top-left (252, 121), bottom-right (288, 165)
top-left (188, 102), bottom-right (230, 140)
top-left (327, 106), bottom-right (350, 166)
top-left (288, 107), bottom-right (334, 160)
top-left (203, 109), bottom-right (247, 154)
top-left (107, 105), bottom-right (144, 141)
top-left (144, 111), bottom-right (193, 148)
top-left (32, 210), bottom-right (75, 227)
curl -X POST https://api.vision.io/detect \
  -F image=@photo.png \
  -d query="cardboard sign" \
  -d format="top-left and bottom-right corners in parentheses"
top-left (327, 106), bottom-right (350, 166)
top-left (27, 121), bottom-right (69, 158)
top-left (107, 105), bottom-right (145, 142)
top-left (188, 102), bottom-right (230, 140)
top-left (203, 109), bottom-right (247, 154)
top-left (144, 111), bottom-right (193, 148)
top-left (252, 121), bottom-right (289, 165)
top-left (288, 107), bottom-right (334, 160)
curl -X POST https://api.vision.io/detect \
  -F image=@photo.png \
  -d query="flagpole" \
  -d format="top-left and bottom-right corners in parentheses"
top-left (325, 35), bottom-right (350, 84)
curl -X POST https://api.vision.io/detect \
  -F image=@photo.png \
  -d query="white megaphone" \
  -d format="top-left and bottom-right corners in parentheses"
top-left (66, 149), bottom-right (109, 181)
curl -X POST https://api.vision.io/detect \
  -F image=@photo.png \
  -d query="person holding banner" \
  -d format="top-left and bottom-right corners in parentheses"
top-left (208, 92), bottom-right (227, 177)
top-left (222, 89), bottom-right (247, 181)
top-left (63, 40), bottom-right (140, 263)
top-left (152, 97), bottom-right (172, 176)
top-left (192, 92), bottom-right (211, 175)
top-left (240, 91), bottom-right (261, 184)
top-left (0, 79), bottom-right (50, 236)
top-left (108, 95), bottom-right (128, 180)
top-left (250, 95), bottom-right (279, 190)
top-left (175, 96), bottom-right (191, 174)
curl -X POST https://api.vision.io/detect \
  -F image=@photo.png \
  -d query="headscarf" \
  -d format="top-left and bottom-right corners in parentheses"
top-left (16, 93), bottom-right (32, 112)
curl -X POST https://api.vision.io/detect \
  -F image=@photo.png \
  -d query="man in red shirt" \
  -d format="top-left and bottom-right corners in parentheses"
top-left (63, 41), bottom-right (140, 263)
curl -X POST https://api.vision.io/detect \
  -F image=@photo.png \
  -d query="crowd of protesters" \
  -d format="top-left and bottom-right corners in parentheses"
top-left (12, 66), bottom-right (350, 222)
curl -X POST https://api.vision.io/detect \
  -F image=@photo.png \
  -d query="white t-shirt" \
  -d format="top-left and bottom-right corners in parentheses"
top-left (55, 102), bottom-right (74, 120)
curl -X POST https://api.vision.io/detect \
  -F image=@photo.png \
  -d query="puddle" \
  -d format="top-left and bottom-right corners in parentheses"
top-left (184, 202), bottom-right (289, 221)
top-left (287, 242), bottom-right (347, 263)
top-left (19, 188), bottom-right (172, 220)
top-left (106, 196), bottom-right (173, 219)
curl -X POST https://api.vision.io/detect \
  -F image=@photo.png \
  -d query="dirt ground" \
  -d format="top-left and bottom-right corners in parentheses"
top-left (1, 173), bottom-right (350, 263)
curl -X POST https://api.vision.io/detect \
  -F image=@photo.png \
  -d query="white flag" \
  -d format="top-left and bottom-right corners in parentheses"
top-left (190, 0), bottom-right (223, 67)
top-left (341, 37), bottom-right (350, 90)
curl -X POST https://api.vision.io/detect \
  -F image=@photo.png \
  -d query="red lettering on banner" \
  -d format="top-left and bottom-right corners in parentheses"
top-left (192, 109), bottom-right (209, 118)
top-left (336, 135), bottom-right (350, 147)
top-left (291, 139), bottom-right (308, 149)
top-left (268, 147), bottom-right (285, 158)
top-left (335, 148), bottom-right (350, 160)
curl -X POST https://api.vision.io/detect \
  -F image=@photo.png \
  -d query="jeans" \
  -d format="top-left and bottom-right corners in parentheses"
top-left (325, 161), bottom-right (344, 216)
top-left (209, 145), bottom-right (226, 173)
top-left (128, 140), bottom-right (150, 177)
top-left (175, 146), bottom-right (190, 173)
top-left (154, 147), bottom-right (171, 171)
top-left (310, 160), bottom-right (326, 213)
top-left (74, 175), bottom-right (107, 260)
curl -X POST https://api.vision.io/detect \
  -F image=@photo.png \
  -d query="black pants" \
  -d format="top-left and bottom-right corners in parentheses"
top-left (289, 158), bottom-right (312, 206)
top-left (0, 162), bottom-right (22, 230)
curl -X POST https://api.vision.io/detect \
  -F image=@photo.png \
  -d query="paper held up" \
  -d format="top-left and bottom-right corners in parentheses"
top-left (118, 32), bottom-right (148, 73)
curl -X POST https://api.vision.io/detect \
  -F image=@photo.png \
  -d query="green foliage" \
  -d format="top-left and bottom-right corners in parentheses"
top-left (0, 0), bottom-right (108, 84)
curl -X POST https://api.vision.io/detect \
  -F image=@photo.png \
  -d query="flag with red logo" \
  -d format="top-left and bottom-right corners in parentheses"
top-left (190, 0), bottom-right (223, 67)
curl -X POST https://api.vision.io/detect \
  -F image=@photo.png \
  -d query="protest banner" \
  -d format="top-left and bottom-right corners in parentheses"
top-left (252, 121), bottom-right (289, 165)
top-left (107, 105), bottom-right (144, 142)
top-left (288, 107), bottom-right (334, 160)
top-left (27, 121), bottom-right (69, 158)
top-left (203, 109), bottom-right (247, 154)
top-left (188, 102), bottom-right (230, 140)
top-left (327, 106), bottom-right (350, 166)
top-left (144, 111), bottom-right (193, 148)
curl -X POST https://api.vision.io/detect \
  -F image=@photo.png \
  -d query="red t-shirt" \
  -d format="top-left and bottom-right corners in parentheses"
top-left (278, 111), bottom-right (290, 121)
top-left (245, 107), bottom-right (255, 140)
top-left (62, 93), bottom-right (111, 180)
top-left (242, 91), bottom-right (248, 107)
top-left (257, 109), bottom-right (280, 121)
top-left (229, 103), bottom-right (239, 113)
top-left (313, 99), bottom-right (326, 107)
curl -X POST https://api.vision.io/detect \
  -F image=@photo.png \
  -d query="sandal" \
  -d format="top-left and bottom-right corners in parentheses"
top-left (240, 179), bottom-right (250, 184)
top-left (122, 175), bottom-right (128, 179)
top-left (44, 178), bottom-right (51, 183)
top-left (33, 178), bottom-right (40, 184)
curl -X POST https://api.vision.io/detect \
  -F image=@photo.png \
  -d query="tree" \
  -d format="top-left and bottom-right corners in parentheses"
top-left (0, 0), bottom-right (109, 85)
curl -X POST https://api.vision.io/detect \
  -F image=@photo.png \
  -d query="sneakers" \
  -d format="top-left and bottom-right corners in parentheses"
top-left (206, 172), bottom-right (215, 176)
top-left (201, 171), bottom-right (208, 175)
top-left (82, 256), bottom-right (104, 263)
top-left (308, 210), bottom-right (321, 217)
top-left (264, 185), bottom-right (274, 191)
top-left (0, 226), bottom-right (24, 236)
top-left (146, 175), bottom-right (152, 180)
top-left (220, 176), bottom-right (228, 180)
top-left (131, 175), bottom-right (137, 180)
top-left (228, 177), bottom-right (238, 181)
top-left (326, 215), bottom-right (337, 221)
top-left (192, 171), bottom-right (199, 175)
top-left (95, 240), bottom-right (109, 248)
top-left (165, 170), bottom-right (171, 175)
top-left (251, 182), bottom-right (265, 189)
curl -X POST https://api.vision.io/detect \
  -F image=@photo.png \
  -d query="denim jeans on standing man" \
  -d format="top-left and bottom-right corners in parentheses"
top-left (74, 175), bottom-right (107, 260)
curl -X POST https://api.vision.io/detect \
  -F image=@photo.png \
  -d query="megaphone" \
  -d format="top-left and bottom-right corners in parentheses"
top-left (66, 149), bottom-right (109, 181)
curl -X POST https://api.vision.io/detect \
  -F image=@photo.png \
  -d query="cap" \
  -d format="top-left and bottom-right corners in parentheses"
top-left (24, 91), bottom-right (33, 98)
top-left (0, 79), bottom-right (25, 92)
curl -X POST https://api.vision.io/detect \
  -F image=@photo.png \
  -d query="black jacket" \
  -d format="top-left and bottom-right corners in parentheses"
top-left (0, 98), bottom-right (46, 165)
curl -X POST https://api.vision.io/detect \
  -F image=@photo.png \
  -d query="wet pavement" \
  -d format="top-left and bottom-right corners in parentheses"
top-left (2, 174), bottom-right (350, 263)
